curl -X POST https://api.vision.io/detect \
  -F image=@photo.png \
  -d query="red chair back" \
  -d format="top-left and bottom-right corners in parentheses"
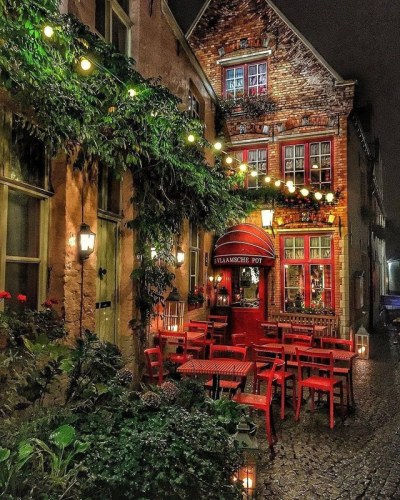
top-left (257, 321), bottom-right (279, 342)
top-left (321, 337), bottom-right (354, 352)
top-left (232, 333), bottom-right (246, 346)
top-left (296, 348), bottom-right (334, 381)
top-left (208, 315), bottom-right (228, 323)
top-left (158, 329), bottom-right (190, 363)
top-left (252, 343), bottom-right (285, 366)
top-left (210, 344), bottom-right (247, 361)
top-left (291, 323), bottom-right (315, 335)
top-left (283, 332), bottom-right (313, 347)
top-left (144, 346), bottom-right (164, 386)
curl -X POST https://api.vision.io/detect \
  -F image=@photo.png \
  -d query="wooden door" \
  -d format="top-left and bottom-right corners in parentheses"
top-left (95, 218), bottom-right (118, 343)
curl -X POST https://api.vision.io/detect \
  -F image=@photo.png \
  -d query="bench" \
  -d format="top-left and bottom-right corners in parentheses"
top-left (270, 312), bottom-right (339, 338)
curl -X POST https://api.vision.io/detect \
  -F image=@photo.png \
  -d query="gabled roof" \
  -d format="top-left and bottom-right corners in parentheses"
top-left (185, 0), bottom-right (355, 87)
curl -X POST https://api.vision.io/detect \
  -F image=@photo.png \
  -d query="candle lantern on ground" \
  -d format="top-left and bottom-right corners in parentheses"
top-left (355, 326), bottom-right (370, 359)
top-left (233, 417), bottom-right (258, 499)
top-left (163, 287), bottom-right (184, 331)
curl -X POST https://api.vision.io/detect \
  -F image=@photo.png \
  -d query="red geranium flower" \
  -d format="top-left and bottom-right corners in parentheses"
top-left (17, 294), bottom-right (27, 303)
top-left (0, 291), bottom-right (11, 299)
top-left (42, 299), bottom-right (53, 308)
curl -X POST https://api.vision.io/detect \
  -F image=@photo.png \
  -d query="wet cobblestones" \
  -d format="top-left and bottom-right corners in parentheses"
top-left (254, 327), bottom-right (400, 499)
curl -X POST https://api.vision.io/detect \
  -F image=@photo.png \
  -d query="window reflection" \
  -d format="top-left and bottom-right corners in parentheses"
top-left (232, 267), bottom-right (260, 308)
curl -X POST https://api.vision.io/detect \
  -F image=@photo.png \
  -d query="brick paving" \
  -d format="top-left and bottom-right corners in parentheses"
top-left (254, 327), bottom-right (400, 499)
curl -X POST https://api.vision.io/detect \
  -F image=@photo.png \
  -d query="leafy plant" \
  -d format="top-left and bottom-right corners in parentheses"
top-left (64, 330), bottom-right (123, 405)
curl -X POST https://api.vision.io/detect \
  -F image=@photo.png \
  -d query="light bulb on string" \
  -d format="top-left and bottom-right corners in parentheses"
top-left (300, 188), bottom-right (309, 197)
top-left (314, 191), bottom-right (323, 200)
top-left (79, 57), bottom-right (93, 73)
top-left (187, 134), bottom-right (195, 143)
top-left (225, 156), bottom-right (233, 165)
top-left (274, 179), bottom-right (281, 187)
top-left (239, 163), bottom-right (247, 172)
top-left (325, 192), bottom-right (334, 203)
top-left (250, 169), bottom-right (258, 178)
top-left (264, 176), bottom-right (271, 183)
top-left (213, 141), bottom-right (223, 151)
top-left (128, 88), bottom-right (137, 98)
top-left (288, 185), bottom-right (296, 193)
top-left (43, 25), bottom-right (54, 38)
top-left (286, 180), bottom-right (294, 189)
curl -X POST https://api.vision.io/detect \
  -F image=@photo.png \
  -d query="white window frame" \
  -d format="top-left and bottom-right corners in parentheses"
top-left (95, 0), bottom-right (132, 56)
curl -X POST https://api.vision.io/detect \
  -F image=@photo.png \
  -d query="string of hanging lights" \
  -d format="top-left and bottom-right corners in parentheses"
top-left (42, 22), bottom-right (338, 206)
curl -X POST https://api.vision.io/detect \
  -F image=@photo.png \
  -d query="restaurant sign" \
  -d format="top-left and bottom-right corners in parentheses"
top-left (214, 255), bottom-right (265, 266)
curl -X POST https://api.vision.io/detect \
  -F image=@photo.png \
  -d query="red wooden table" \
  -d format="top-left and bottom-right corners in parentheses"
top-left (177, 358), bottom-right (253, 399)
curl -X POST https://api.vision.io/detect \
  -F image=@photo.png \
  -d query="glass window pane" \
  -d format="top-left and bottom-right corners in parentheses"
top-left (10, 122), bottom-right (46, 188)
top-left (284, 265), bottom-right (304, 311)
top-left (95, 0), bottom-right (106, 36)
top-left (7, 190), bottom-right (40, 257)
top-left (112, 11), bottom-right (127, 54)
top-left (117, 0), bottom-right (129, 14)
top-left (5, 262), bottom-right (38, 310)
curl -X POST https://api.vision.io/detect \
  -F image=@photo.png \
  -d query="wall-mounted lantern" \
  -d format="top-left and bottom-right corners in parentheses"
top-left (261, 208), bottom-right (275, 236)
top-left (176, 246), bottom-right (185, 268)
top-left (217, 286), bottom-right (230, 306)
top-left (78, 223), bottom-right (96, 260)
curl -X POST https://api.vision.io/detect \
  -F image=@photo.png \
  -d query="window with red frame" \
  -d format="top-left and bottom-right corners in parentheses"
top-left (282, 139), bottom-right (332, 190)
top-left (224, 62), bottom-right (267, 99)
top-left (281, 234), bottom-right (334, 312)
top-left (231, 147), bottom-right (267, 189)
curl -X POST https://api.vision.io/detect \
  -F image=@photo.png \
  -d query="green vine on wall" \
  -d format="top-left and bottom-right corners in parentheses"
top-left (0, 0), bottom-right (253, 355)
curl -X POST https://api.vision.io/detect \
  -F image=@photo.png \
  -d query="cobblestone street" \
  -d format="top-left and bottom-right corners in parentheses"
top-left (256, 327), bottom-right (400, 499)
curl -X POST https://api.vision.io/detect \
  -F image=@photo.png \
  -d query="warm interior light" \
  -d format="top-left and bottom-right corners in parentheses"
top-left (250, 170), bottom-right (258, 177)
top-left (264, 176), bottom-right (271, 183)
top-left (358, 346), bottom-right (366, 354)
top-left (243, 477), bottom-right (253, 490)
top-left (277, 216), bottom-right (285, 226)
top-left (274, 180), bottom-right (281, 187)
top-left (43, 25), bottom-right (54, 38)
top-left (151, 247), bottom-right (157, 259)
top-left (80, 57), bottom-right (92, 71)
top-left (225, 156), bottom-right (233, 164)
top-left (216, 275), bottom-right (223, 283)
top-left (314, 191), bottom-right (323, 200)
top-left (327, 213), bottom-right (336, 224)
top-left (300, 188), bottom-right (309, 196)
top-left (312, 163), bottom-right (319, 169)
top-left (325, 192), bottom-right (334, 203)
top-left (208, 276), bottom-right (214, 283)
top-left (128, 88), bottom-right (137, 97)
top-left (187, 134), bottom-right (195, 143)
top-left (239, 163), bottom-right (247, 172)
top-left (214, 141), bottom-right (222, 151)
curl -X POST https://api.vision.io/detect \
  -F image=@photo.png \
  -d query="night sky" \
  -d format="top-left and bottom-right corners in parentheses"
top-left (169, 0), bottom-right (400, 258)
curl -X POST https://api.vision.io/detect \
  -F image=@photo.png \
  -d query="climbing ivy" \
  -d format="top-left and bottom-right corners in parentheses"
top-left (0, 0), bottom-right (254, 331)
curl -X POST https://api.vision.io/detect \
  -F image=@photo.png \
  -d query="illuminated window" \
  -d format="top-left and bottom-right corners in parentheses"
top-left (283, 139), bottom-right (332, 189)
top-left (282, 234), bottom-right (334, 311)
top-left (224, 62), bottom-right (267, 99)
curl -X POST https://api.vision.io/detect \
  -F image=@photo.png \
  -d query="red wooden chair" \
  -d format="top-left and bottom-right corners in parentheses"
top-left (158, 330), bottom-right (193, 365)
top-left (252, 344), bottom-right (296, 420)
top-left (184, 322), bottom-right (209, 359)
top-left (291, 323), bottom-right (315, 336)
top-left (232, 332), bottom-right (247, 347)
top-left (295, 348), bottom-right (344, 429)
top-left (282, 332), bottom-right (313, 368)
top-left (321, 336), bottom-right (355, 407)
top-left (207, 315), bottom-right (228, 344)
top-left (257, 320), bottom-right (279, 343)
top-left (144, 346), bottom-right (168, 386)
top-left (233, 358), bottom-right (283, 453)
top-left (204, 345), bottom-right (247, 396)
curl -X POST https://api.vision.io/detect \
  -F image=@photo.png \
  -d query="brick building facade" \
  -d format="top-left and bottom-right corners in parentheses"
top-left (184, 0), bottom-right (386, 337)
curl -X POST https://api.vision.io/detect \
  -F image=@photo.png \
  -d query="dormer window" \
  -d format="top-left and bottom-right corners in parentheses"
top-left (224, 61), bottom-right (267, 99)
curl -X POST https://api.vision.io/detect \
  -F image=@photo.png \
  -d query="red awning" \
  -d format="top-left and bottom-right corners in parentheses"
top-left (213, 223), bottom-right (275, 267)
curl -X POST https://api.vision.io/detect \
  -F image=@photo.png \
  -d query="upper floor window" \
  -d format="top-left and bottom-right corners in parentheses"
top-left (188, 90), bottom-right (201, 120)
top-left (283, 139), bottom-right (332, 190)
top-left (231, 147), bottom-right (267, 189)
top-left (224, 61), bottom-right (267, 99)
top-left (95, 0), bottom-right (131, 55)
top-left (189, 223), bottom-right (200, 292)
top-left (98, 164), bottom-right (120, 214)
top-left (281, 234), bottom-right (334, 312)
